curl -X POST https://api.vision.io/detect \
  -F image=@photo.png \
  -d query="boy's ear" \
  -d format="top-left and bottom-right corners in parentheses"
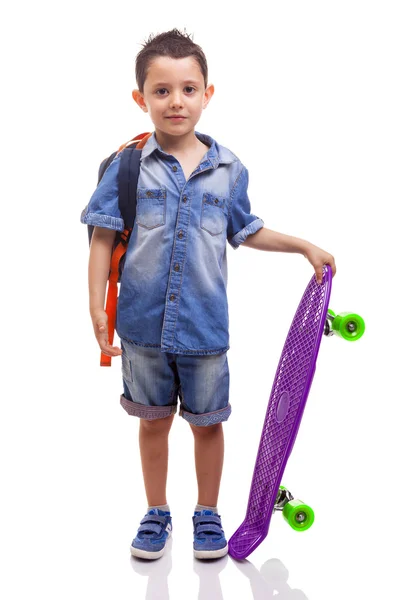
top-left (132, 89), bottom-right (148, 113)
top-left (203, 84), bottom-right (215, 109)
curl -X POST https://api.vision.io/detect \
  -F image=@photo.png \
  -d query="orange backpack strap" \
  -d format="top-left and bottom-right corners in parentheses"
top-left (100, 229), bottom-right (130, 367)
top-left (99, 133), bottom-right (151, 367)
top-left (117, 131), bottom-right (152, 154)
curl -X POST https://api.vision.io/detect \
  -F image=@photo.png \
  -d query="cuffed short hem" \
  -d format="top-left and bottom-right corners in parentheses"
top-left (179, 404), bottom-right (232, 426)
top-left (120, 394), bottom-right (177, 419)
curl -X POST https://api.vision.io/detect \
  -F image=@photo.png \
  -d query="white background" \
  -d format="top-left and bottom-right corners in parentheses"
top-left (1, 1), bottom-right (399, 598)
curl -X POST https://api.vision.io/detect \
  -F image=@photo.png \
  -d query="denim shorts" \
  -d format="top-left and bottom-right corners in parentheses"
top-left (119, 338), bottom-right (231, 426)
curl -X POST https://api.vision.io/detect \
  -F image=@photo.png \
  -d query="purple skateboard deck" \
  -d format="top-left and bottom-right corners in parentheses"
top-left (228, 265), bottom-right (332, 560)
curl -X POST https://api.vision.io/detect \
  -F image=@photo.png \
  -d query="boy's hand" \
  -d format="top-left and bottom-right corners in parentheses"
top-left (304, 244), bottom-right (336, 284)
top-left (91, 309), bottom-right (123, 357)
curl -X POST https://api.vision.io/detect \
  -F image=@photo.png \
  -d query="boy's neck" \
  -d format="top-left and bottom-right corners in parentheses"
top-left (154, 129), bottom-right (205, 155)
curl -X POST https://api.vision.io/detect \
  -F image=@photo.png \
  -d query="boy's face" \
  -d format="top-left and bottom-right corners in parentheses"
top-left (132, 56), bottom-right (214, 138)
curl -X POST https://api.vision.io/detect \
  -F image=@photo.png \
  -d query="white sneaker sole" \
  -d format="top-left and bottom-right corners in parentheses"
top-left (194, 543), bottom-right (229, 560)
top-left (130, 531), bottom-right (171, 560)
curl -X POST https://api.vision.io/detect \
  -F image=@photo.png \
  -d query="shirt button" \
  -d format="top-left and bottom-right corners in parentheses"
top-left (174, 264), bottom-right (180, 272)
top-left (172, 165), bottom-right (178, 172)
top-left (214, 198), bottom-right (219, 204)
top-left (169, 294), bottom-right (176, 301)
top-left (182, 196), bottom-right (187, 203)
top-left (178, 231), bottom-right (184, 239)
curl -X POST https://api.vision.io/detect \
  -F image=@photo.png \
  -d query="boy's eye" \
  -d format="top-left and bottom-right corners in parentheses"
top-left (155, 87), bottom-right (196, 96)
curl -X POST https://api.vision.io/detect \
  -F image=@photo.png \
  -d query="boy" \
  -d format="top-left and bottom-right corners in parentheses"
top-left (81, 29), bottom-right (336, 560)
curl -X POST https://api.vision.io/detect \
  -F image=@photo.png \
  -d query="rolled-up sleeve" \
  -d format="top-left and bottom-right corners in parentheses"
top-left (80, 154), bottom-right (124, 232)
top-left (227, 166), bottom-right (264, 249)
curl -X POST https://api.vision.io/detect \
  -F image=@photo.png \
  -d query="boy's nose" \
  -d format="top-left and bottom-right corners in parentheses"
top-left (169, 93), bottom-right (184, 108)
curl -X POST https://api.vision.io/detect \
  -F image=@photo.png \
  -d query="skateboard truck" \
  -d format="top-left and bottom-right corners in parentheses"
top-left (274, 486), bottom-right (294, 512)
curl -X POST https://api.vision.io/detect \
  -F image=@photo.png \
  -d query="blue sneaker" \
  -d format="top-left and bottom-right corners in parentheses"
top-left (193, 510), bottom-right (228, 559)
top-left (130, 509), bottom-right (172, 560)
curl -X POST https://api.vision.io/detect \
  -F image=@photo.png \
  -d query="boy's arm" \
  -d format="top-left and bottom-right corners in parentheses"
top-left (88, 227), bottom-right (122, 357)
top-left (241, 227), bottom-right (336, 284)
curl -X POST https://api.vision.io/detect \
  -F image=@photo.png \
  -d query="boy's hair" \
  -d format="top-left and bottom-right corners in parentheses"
top-left (135, 28), bottom-right (208, 93)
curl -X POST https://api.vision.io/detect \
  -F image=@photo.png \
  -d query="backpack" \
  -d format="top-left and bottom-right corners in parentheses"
top-left (87, 132), bottom-right (151, 366)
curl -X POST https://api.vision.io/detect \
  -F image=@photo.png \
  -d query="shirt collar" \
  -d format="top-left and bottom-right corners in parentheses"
top-left (139, 131), bottom-right (233, 168)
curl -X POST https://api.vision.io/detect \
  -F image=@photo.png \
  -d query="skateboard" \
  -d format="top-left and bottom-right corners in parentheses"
top-left (228, 265), bottom-right (365, 560)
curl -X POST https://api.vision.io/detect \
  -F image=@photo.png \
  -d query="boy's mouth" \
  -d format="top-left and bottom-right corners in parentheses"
top-left (166, 115), bottom-right (187, 120)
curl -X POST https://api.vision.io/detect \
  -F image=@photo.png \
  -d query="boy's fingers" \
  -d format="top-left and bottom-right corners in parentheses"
top-left (91, 315), bottom-right (121, 357)
top-left (98, 335), bottom-right (111, 351)
top-left (316, 266), bottom-right (323, 284)
top-left (324, 257), bottom-right (337, 277)
top-left (100, 344), bottom-right (122, 357)
top-left (98, 335), bottom-right (122, 356)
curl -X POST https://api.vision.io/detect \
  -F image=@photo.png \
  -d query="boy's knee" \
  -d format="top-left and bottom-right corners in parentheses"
top-left (190, 422), bottom-right (222, 435)
top-left (140, 414), bottom-right (174, 434)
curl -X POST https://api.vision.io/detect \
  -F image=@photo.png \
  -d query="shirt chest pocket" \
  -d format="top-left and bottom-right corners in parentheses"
top-left (136, 187), bottom-right (166, 229)
top-left (200, 193), bottom-right (227, 236)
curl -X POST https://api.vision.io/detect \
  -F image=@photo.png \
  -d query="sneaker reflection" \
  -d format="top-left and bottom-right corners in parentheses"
top-left (193, 554), bottom-right (229, 599)
top-left (130, 536), bottom-right (172, 599)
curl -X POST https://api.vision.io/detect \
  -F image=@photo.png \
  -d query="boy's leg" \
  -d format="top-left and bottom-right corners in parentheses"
top-left (190, 422), bottom-right (224, 507)
top-left (190, 422), bottom-right (228, 559)
top-left (119, 341), bottom-right (180, 505)
top-left (130, 415), bottom-right (174, 560)
top-left (177, 352), bottom-right (231, 559)
top-left (139, 415), bottom-right (175, 506)
top-left (119, 341), bottom-right (179, 559)
top-left (177, 351), bottom-right (231, 506)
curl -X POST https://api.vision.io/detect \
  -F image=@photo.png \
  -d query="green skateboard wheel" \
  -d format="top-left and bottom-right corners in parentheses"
top-left (331, 312), bottom-right (365, 341)
top-left (282, 500), bottom-right (315, 531)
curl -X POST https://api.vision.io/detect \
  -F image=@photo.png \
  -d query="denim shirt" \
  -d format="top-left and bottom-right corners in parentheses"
top-left (81, 132), bottom-right (264, 355)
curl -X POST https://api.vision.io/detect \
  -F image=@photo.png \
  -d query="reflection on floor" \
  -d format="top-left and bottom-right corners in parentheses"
top-left (130, 536), bottom-right (308, 599)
